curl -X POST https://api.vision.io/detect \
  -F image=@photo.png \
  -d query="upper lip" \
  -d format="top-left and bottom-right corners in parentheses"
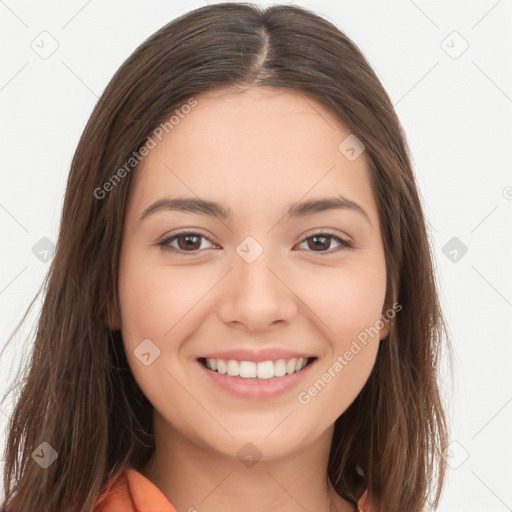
top-left (199, 348), bottom-right (315, 363)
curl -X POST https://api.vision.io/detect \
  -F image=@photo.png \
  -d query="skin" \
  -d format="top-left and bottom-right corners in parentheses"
top-left (111, 86), bottom-right (390, 512)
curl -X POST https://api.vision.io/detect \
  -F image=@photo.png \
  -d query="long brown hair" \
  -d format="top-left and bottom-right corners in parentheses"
top-left (1, 3), bottom-right (452, 511)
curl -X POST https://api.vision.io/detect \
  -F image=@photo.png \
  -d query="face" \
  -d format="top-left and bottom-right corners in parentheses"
top-left (114, 86), bottom-right (390, 461)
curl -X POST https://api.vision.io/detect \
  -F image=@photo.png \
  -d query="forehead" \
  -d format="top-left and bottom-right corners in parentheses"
top-left (125, 86), bottom-right (378, 226)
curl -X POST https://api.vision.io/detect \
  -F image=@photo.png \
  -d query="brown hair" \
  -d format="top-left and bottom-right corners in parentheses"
top-left (1, 3), bottom-right (452, 511)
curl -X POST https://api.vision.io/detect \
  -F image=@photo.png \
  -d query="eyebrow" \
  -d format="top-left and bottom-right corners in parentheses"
top-left (139, 195), bottom-right (372, 225)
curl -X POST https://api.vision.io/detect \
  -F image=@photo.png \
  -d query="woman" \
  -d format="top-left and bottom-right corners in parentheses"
top-left (1, 3), bottom-right (451, 511)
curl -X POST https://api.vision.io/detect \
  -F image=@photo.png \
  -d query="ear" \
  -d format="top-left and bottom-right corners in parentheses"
top-left (379, 285), bottom-right (397, 340)
top-left (379, 312), bottom-right (391, 340)
top-left (105, 304), bottom-right (121, 331)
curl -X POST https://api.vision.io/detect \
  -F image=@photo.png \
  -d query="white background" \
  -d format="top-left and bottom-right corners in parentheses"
top-left (1, 1), bottom-right (511, 510)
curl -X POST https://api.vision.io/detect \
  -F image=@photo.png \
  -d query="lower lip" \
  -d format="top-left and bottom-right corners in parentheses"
top-left (197, 359), bottom-right (316, 400)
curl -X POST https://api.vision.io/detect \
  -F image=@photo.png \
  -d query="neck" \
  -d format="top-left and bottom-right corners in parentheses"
top-left (140, 411), bottom-right (356, 512)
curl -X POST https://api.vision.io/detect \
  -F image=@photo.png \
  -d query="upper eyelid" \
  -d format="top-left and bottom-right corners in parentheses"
top-left (161, 228), bottom-right (350, 241)
top-left (161, 229), bottom-right (216, 245)
top-left (160, 230), bottom-right (352, 250)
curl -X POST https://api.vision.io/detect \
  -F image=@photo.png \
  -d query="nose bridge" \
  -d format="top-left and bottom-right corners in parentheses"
top-left (235, 237), bottom-right (284, 304)
top-left (218, 235), bottom-right (297, 329)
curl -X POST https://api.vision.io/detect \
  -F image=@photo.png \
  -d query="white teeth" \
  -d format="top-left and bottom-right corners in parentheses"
top-left (286, 358), bottom-right (297, 375)
top-left (274, 359), bottom-right (287, 377)
top-left (203, 357), bottom-right (310, 379)
top-left (256, 361), bottom-right (274, 379)
top-left (227, 359), bottom-right (239, 376)
top-left (239, 361), bottom-right (256, 378)
top-left (217, 359), bottom-right (227, 375)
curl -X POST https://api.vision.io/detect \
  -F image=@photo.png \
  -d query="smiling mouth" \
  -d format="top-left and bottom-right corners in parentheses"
top-left (198, 356), bottom-right (317, 380)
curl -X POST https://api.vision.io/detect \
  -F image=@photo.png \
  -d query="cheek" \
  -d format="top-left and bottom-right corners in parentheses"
top-left (295, 271), bottom-right (385, 423)
top-left (118, 252), bottom-right (205, 341)
top-left (117, 251), bottom-right (219, 396)
top-left (117, 253), bottom-right (197, 409)
top-left (296, 262), bottom-right (386, 408)
top-left (300, 260), bottom-right (387, 344)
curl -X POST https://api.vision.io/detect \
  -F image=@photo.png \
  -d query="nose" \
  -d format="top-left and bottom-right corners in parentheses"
top-left (217, 250), bottom-right (298, 332)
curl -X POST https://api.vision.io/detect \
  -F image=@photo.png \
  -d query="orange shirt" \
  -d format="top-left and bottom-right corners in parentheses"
top-left (93, 469), bottom-right (177, 512)
top-left (93, 468), bottom-right (373, 512)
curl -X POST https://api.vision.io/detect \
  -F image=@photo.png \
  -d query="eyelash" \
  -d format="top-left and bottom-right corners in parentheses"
top-left (157, 230), bottom-right (354, 255)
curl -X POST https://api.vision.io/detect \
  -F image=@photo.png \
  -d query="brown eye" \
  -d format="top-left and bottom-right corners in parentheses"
top-left (307, 234), bottom-right (330, 251)
top-left (158, 232), bottom-right (215, 254)
top-left (297, 233), bottom-right (353, 254)
top-left (158, 231), bottom-right (353, 256)
top-left (175, 233), bottom-right (202, 251)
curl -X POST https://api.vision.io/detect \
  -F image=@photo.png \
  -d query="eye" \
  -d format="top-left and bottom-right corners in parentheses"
top-left (158, 231), bottom-right (216, 254)
top-left (158, 230), bottom-right (353, 255)
top-left (296, 232), bottom-right (353, 254)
